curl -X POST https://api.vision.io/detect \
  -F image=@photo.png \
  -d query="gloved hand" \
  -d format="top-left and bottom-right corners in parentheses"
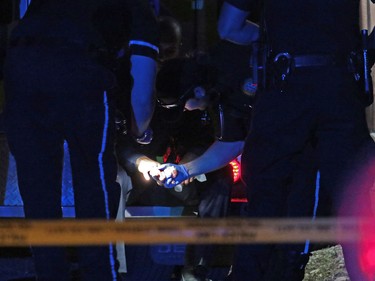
top-left (150, 163), bottom-right (190, 188)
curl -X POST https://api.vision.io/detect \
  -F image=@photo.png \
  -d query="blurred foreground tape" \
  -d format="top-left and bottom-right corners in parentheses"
top-left (0, 217), bottom-right (374, 246)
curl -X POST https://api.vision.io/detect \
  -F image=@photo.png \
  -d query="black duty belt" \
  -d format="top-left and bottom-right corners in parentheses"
top-left (269, 52), bottom-right (349, 92)
top-left (272, 52), bottom-right (347, 68)
top-left (293, 54), bottom-right (346, 67)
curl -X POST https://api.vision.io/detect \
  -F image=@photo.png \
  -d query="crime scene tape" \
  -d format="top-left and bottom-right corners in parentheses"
top-left (0, 217), bottom-right (374, 246)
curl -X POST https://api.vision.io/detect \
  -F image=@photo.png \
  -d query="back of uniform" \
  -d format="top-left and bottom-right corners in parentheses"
top-left (3, 1), bottom-right (158, 280)
top-left (220, 1), bottom-right (375, 281)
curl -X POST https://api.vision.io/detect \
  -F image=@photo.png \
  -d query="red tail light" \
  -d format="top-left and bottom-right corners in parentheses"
top-left (229, 159), bottom-right (241, 183)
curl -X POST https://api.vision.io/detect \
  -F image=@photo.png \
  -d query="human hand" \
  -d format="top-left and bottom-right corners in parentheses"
top-left (181, 177), bottom-right (195, 186)
top-left (180, 173), bottom-right (206, 187)
top-left (149, 163), bottom-right (190, 188)
top-left (136, 157), bottom-right (160, 180)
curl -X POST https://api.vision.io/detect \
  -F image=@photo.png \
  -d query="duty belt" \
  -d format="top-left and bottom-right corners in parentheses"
top-left (293, 55), bottom-right (344, 67)
top-left (273, 52), bottom-right (347, 68)
top-left (270, 52), bottom-right (348, 92)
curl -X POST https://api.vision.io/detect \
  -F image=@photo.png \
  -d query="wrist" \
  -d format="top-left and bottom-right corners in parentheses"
top-left (181, 164), bottom-right (192, 178)
top-left (133, 127), bottom-right (153, 145)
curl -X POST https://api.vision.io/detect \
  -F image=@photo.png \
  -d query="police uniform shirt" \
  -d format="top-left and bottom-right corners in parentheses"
top-left (225, 0), bottom-right (360, 55)
top-left (13, 0), bottom-right (159, 60)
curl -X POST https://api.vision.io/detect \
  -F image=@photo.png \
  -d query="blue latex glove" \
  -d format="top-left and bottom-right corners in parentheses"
top-left (156, 163), bottom-right (190, 188)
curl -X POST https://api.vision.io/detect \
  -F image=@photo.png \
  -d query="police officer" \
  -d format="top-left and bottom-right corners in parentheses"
top-left (151, 31), bottom-right (321, 281)
top-left (216, 1), bottom-right (375, 281)
top-left (149, 39), bottom-right (255, 190)
top-left (116, 56), bottom-right (235, 281)
top-left (3, 1), bottom-right (158, 280)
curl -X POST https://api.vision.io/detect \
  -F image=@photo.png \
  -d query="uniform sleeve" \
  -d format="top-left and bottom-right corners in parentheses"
top-left (127, 0), bottom-right (159, 60)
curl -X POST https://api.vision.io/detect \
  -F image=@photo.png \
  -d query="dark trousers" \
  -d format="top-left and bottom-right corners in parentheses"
top-left (4, 46), bottom-right (121, 281)
top-left (232, 66), bottom-right (374, 281)
top-left (184, 166), bottom-right (233, 268)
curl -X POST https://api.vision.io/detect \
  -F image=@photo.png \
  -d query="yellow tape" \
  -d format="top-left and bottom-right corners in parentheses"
top-left (0, 217), bottom-right (373, 246)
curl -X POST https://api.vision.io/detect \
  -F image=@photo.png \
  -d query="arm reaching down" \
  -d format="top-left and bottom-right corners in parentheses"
top-left (150, 140), bottom-right (244, 188)
top-left (130, 55), bottom-right (157, 138)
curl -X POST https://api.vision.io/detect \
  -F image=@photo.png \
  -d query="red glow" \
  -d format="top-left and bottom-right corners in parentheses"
top-left (361, 244), bottom-right (375, 271)
top-left (229, 159), bottom-right (241, 183)
top-left (359, 221), bottom-right (375, 280)
top-left (339, 155), bottom-right (375, 280)
top-left (230, 198), bottom-right (248, 203)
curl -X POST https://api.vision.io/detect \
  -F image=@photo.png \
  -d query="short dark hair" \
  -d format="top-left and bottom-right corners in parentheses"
top-left (158, 16), bottom-right (182, 61)
top-left (158, 16), bottom-right (182, 45)
top-left (156, 57), bottom-right (209, 101)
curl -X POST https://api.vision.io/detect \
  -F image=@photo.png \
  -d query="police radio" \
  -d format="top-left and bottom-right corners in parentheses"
top-left (242, 78), bottom-right (258, 97)
top-left (242, 42), bottom-right (259, 98)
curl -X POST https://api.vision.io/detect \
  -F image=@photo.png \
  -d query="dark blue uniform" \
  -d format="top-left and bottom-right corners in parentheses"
top-left (3, 1), bottom-right (158, 280)
top-left (116, 48), bottom-right (253, 280)
top-left (115, 57), bottom-right (234, 280)
top-left (224, 0), bottom-right (375, 281)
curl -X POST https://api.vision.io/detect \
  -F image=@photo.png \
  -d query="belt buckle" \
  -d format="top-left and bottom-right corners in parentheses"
top-left (273, 52), bottom-right (293, 79)
top-left (272, 52), bottom-right (293, 92)
top-left (273, 52), bottom-right (292, 63)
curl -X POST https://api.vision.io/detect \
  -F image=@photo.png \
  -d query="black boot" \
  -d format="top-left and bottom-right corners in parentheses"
top-left (265, 250), bottom-right (311, 281)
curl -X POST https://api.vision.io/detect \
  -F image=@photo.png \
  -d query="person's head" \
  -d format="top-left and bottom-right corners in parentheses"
top-left (158, 16), bottom-right (182, 62)
top-left (155, 57), bottom-right (210, 114)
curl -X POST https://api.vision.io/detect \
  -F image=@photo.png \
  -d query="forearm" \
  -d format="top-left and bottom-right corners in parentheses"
top-left (116, 142), bottom-right (159, 180)
top-left (217, 2), bottom-right (259, 45)
top-left (130, 55), bottom-right (157, 136)
top-left (183, 140), bottom-right (244, 177)
top-left (116, 142), bottom-right (145, 175)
